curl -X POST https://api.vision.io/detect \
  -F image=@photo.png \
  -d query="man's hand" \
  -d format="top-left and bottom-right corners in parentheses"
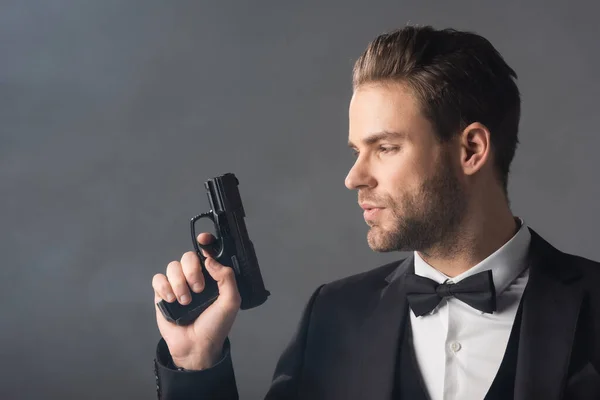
top-left (152, 233), bottom-right (241, 370)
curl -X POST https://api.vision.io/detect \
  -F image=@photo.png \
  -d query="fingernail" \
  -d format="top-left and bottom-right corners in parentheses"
top-left (192, 283), bottom-right (203, 292)
top-left (167, 294), bottom-right (175, 302)
top-left (180, 294), bottom-right (190, 303)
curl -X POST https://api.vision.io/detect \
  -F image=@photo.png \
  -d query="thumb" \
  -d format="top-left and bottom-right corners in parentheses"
top-left (204, 256), bottom-right (241, 305)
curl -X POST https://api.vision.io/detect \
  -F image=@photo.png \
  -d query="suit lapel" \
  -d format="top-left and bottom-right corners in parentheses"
top-left (514, 228), bottom-right (585, 400)
top-left (344, 254), bottom-right (414, 400)
top-left (340, 227), bottom-right (585, 400)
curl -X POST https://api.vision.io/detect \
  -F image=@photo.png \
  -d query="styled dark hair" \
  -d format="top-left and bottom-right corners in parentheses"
top-left (353, 25), bottom-right (521, 195)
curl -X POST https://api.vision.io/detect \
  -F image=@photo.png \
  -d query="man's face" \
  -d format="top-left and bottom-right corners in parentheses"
top-left (346, 82), bottom-right (467, 253)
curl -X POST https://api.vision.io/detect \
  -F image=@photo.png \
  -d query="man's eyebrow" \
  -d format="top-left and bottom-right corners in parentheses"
top-left (347, 130), bottom-right (407, 148)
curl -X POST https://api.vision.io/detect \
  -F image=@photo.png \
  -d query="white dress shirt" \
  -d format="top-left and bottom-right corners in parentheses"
top-left (410, 217), bottom-right (531, 400)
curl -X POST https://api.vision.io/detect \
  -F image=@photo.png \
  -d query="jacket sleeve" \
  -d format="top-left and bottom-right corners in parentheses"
top-left (154, 337), bottom-right (239, 400)
top-left (153, 283), bottom-right (325, 400)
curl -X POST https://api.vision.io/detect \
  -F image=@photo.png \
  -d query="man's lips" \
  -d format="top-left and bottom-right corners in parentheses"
top-left (360, 203), bottom-right (385, 219)
top-left (360, 203), bottom-right (384, 210)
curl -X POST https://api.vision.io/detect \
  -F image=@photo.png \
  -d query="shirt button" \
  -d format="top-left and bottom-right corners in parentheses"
top-left (450, 341), bottom-right (462, 352)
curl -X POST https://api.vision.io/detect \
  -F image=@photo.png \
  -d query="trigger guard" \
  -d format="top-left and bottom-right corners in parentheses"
top-left (191, 211), bottom-right (224, 260)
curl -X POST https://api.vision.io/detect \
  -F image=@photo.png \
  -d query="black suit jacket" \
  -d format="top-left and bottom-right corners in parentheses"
top-left (154, 228), bottom-right (600, 399)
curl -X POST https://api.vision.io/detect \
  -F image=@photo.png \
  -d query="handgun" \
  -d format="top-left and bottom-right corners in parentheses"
top-left (156, 173), bottom-right (271, 326)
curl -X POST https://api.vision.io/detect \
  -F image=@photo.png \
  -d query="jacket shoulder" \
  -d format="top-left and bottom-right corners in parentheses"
top-left (561, 251), bottom-right (600, 279)
top-left (310, 257), bottom-right (407, 311)
top-left (301, 258), bottom-right (407, 333)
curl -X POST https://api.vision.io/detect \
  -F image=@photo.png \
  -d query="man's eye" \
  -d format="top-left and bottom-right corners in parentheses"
top-left (379, 146), bottom-right (399, 153)
top-left (351, 150), bottom-right (359, 158)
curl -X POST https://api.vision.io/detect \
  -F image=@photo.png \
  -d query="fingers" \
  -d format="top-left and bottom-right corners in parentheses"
top-left (152, 232), bottom-right (240, 311)
top-left (204, 256), bottom-right (241, 309)
top-left (166, 260), bottom-right (192, 305)
top-left (181, 251), bottom-right (204, 293)
top-left (197, 233), bottom-right (216, 257)
top-left (153, 273), bottom-right (176, 303)
top-left (197, 232), bottom-right (215, 245)
top-left (152, 250), bottom-right (207, 305)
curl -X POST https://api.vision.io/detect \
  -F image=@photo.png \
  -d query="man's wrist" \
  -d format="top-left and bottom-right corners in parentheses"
top-left (167, 357), bottom-right (187, 371)
top-left (171, 349), bottom-right (223, 371)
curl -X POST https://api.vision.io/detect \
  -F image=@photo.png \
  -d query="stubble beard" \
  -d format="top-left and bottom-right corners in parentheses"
top-left (366, 156), bottom-right (467, 253)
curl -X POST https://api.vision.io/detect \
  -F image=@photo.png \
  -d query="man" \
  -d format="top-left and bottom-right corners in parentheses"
top-left (152, 25), bottom-right (600, 399)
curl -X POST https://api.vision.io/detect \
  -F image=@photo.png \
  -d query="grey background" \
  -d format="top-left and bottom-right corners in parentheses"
top-left (1, 1), bottom-right (599, 399)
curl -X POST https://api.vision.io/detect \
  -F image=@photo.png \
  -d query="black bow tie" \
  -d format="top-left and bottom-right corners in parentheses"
top-left (404, 269), bottom-right (497, 317)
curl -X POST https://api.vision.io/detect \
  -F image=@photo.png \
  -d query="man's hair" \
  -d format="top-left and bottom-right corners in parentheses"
top-left (353, 25), bottom-right (521, 195)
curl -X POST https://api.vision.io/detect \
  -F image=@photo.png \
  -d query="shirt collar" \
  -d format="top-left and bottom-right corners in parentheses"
top-left (413, 217), bottom-right (531, 299)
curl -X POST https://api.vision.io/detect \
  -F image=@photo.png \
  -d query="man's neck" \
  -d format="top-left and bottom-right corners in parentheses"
top-left (416, 211), bottom-right (520, 278)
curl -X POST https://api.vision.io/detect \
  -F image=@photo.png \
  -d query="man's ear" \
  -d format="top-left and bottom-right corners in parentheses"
top-left (459, 122), bottom-right (492, 176)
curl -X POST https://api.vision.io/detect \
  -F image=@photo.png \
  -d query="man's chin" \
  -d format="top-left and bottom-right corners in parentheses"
top-left (367, 242), bottom-right (398, 253)
top-left (366, 228), bottom-right (397, 252)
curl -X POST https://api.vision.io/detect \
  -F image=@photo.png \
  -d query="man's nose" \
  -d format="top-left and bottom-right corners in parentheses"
top-left (345, 159), bottom-right (375, 190)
